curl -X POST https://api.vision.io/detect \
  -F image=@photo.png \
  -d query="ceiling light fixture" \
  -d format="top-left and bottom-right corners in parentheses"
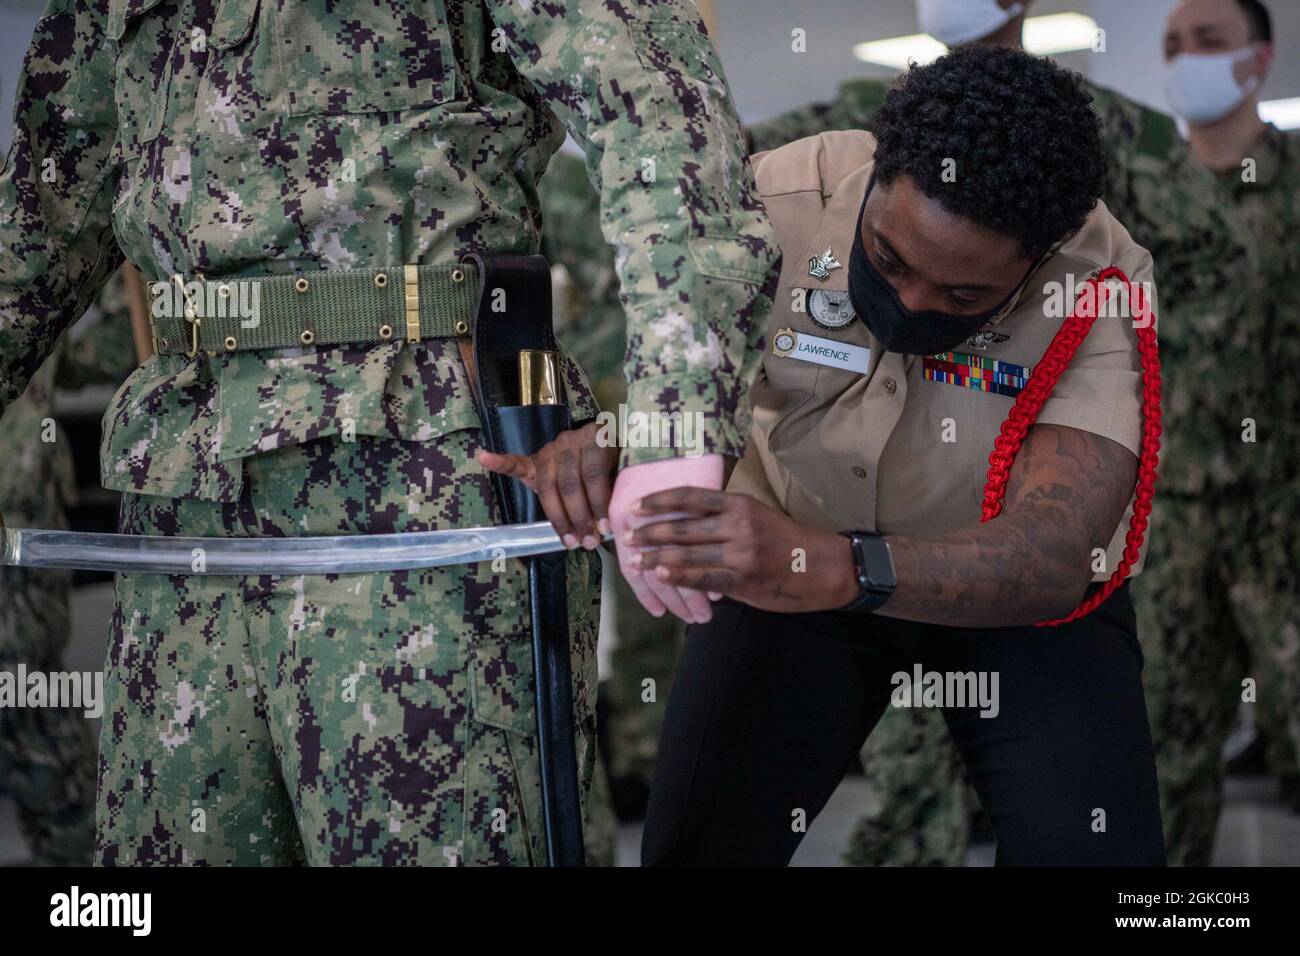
top-left (854, 12), bottom-right (1100, 70)
top-left (1260, 97), bottom-right (1300, 130)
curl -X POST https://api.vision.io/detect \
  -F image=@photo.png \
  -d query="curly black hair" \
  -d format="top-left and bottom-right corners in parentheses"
top-left (869, 45), bottom-right (1106, 260)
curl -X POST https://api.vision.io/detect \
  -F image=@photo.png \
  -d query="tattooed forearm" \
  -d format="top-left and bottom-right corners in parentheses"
top-left (876, 425), bottom-right (1138, 628)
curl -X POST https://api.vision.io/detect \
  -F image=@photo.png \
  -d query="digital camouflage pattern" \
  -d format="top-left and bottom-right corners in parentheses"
top-left (0, 0), bottom-right (778, 865)
top-left (98, 428), bottom-right (603, 865)
top-left (746, 77), bottom-right (893, 154)
top-left (542, 157), bottom-right (685, 804)
top-left (1136, 124), bottom-right (1300, 864)
top-left (843, 704), bottom-right (972, 867)
top-left (0, 0), bottom-right (776, 493)
top-left (0, 270), bottom-right (136, 866)
top-left (1217, 125), bottom-right (1300, 790)
top-left (1136, 496), bottom-right (1246, 865)
top-left (539, 68), bottom-right (1262, 866)
top-left (543, 154), bottom-right (628, 417)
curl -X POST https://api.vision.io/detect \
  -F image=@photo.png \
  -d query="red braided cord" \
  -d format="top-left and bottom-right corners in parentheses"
top-left (978, 266), bottom-right (1162, 627)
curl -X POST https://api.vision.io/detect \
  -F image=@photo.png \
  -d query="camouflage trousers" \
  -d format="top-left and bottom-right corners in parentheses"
top-left (1135, 492), bottom-right (1300, 866)
top-left (844, 706), bottom-right (972, 867)
top-left (95, 432), bottom-right (601, 866)
top-left (0, 563), bottom-right (97, 866)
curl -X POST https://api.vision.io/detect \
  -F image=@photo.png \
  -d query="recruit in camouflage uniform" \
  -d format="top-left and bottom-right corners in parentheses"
top-left (539, 63), bottom-right (1254, 865)
top-left (540, 154), bottom-right (686, 821)
top-left (0, 0), bottom-right (777, 866)
top-left (0, 270), bottom-right (137, 865)
top-left (1135, 123), bottom-right (1300, 864)
top-left (1218, 125), bottom-right (1300, 800)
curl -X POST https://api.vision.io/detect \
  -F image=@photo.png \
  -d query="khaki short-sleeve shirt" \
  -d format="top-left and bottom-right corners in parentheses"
top-left (729, 131), bottom-right (1155, 580)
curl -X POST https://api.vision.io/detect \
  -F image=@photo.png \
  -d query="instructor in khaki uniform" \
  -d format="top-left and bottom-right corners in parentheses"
top-left (539, 0), bottom-right (1248, 867)
top-left (626, 47), bottom-right (1165, 865)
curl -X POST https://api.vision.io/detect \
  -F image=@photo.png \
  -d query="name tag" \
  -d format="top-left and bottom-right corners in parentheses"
top-left (771, 328), bottom-right (871, 374)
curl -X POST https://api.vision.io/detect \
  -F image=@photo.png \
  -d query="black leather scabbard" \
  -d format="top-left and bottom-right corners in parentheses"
top-left (463, 253), bottom-right (585, 867)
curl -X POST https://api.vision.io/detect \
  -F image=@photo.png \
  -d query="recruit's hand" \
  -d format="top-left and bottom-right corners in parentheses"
top-left (625, 487), bottom-right (859, 614)
top-left (477, 421), bottom-right (617, 550)
top-left (608, 455), bottom-right (725, 624)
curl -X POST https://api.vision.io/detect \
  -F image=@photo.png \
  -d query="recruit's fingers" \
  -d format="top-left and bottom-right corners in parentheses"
top-left (640, 565), bottom-right (698, 622)
top-left (581, 441), bottom-right (614, 535)
top-left (610, 502), bottom-right (668, 616)
top-left (624, 568), bottom-right (670, 618)
top-left (625, 512), bottom-right (712, 623)
top-left (476, 449), bottom-right (536, 488)
top-left (637, 547), bottom-right (722, 622)
top-left (553, 444), bottom-right (600, 548)
top-left (680, 587), bottom-right (714, 624)
top-left (533, 468), bottom-right (581, 548)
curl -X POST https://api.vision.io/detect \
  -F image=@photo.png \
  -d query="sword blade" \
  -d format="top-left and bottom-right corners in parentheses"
top-left (0, 521), bottom-right (587, 576)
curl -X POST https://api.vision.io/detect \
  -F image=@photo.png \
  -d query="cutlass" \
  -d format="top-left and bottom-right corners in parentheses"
top-left (0, 519), bottom-right (605, 576)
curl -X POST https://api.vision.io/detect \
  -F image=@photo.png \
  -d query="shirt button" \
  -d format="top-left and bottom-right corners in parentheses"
top-left (882, 377), bottom-right (897, 394)
top-left (852, 466), bottom-right (867, 479)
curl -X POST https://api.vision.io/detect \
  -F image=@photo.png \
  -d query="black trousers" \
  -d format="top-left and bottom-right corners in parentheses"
top-left (642, 583), bottom-right (1166, 866)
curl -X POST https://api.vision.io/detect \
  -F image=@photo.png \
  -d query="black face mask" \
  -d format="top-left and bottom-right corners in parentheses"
top-left (847, 181), bottom-right (1028, 356)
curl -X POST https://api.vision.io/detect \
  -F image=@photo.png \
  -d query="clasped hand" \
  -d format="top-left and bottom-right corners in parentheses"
top-left (479, 425), bottom-right (854, 621)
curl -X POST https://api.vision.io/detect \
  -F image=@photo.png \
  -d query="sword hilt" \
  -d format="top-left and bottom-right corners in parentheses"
top-left (518, 349), bottom-right (560, 406)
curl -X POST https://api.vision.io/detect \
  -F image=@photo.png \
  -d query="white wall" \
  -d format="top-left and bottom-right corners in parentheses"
top-left (0, 0), bottom-right (47, 153)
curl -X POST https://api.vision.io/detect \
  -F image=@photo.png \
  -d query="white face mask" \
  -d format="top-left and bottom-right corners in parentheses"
top-left (1164, 47), bottom-right (1260, 126)
top-left (917, 0), bottom-right (1025, 48)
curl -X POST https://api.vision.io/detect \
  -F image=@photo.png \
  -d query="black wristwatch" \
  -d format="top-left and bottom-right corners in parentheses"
top-left (837, 531), bottom-right (897, 612)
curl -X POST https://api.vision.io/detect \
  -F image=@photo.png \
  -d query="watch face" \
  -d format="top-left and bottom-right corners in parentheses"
top-left (854, 533), bottom-right (897, 589)
top-left (840, 532), bottom-right (895, 612)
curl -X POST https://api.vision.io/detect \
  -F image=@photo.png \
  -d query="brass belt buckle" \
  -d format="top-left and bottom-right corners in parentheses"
top-left (171, 273), bottom-right (203, 358)
top-left (185, 314), bottom-right (201, 358)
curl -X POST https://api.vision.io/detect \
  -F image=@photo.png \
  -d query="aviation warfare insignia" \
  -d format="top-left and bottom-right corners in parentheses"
top-left (963, 329), bottom-right (1012, 351)
top-left (807, 248), bottom-right (842, 280)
